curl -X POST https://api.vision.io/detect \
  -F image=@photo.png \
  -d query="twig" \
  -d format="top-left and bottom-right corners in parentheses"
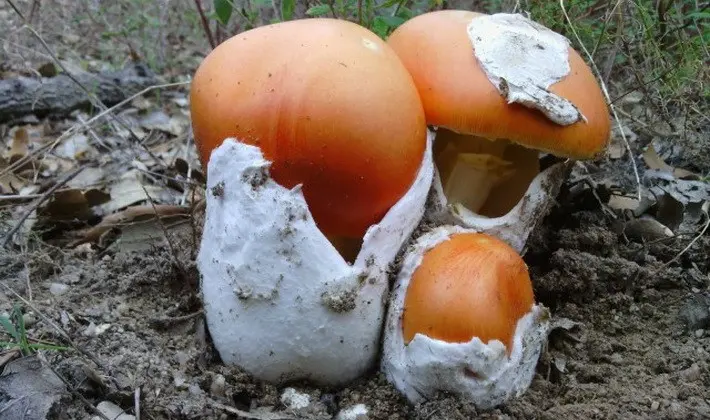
top-left (134, 387), bottom-right (141, 420)
top-left (2, 166), bottom-right (85, 248)
top-left (559, 0), bottom-right (642, 201)
top-left (193, 0), bottom-right (216, 49)
top-left (4, 0), bottom-right (24, 19)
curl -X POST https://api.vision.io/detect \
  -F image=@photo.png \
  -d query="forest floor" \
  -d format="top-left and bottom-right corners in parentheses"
top-left (1, 1), bottom-right (709, 419)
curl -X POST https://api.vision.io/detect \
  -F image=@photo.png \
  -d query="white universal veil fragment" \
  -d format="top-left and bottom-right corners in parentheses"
top-left (197, 133), bottom-right (434, 386)
top-left (387, 10), bottom-right (611, 252)
top-left (382, 225), bottom-right (550, 408)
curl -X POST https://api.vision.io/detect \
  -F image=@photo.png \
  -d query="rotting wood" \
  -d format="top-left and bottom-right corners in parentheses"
top-left (0, 63), bottom-right (161, 124)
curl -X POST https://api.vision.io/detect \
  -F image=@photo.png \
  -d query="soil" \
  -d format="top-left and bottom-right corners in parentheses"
top-left (2, 159), bottom-right (709, 419)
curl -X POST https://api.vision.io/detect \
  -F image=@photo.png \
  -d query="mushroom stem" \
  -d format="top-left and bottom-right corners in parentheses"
top-left (433, 128), bottom-right (540, 218)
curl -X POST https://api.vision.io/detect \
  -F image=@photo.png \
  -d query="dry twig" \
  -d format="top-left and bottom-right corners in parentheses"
top-left (559, 0), bottom-right (642, 201)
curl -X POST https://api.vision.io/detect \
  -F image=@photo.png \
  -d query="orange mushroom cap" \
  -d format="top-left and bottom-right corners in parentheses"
top-left (402, 232), bottom-right (534, 351)
top-left (190, 18), bottom-right (427, 238)
top-left (386, 10), bottom-right (611, 159)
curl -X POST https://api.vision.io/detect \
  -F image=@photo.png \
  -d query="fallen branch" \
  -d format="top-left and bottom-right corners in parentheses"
top-left (0, 63), bottom-right (161, 123)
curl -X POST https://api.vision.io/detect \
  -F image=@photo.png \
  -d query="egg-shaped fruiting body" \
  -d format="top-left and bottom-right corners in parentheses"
top-left (382, 226), bottom-right (550, 408)
top-left (190, 18), bottom-right (427, 239)
top-left (198, 130), bottom-right (434, 386)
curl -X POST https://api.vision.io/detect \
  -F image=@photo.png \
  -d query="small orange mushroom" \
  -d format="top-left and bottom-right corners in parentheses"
top-left (401, 232), bottom-right (534, 351)
top-left (190, 18), bottom-right (427, 243)
top-left (387, 10), bottom-right (610, 218)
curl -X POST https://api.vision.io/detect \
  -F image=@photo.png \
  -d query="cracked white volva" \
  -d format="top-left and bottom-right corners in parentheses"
top-left (426, 153), bottom-right (572, 253)
top-left (197, 131), bottom-right (434, 386)
top-left (467, 13), bottom-right (586, 126)
top-left (381, 225), bottom-right (551, 409)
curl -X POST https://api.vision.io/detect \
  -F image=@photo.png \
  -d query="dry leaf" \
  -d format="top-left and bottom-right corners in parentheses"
top-left (139, 110), bottom-right (188, 136)
top-left (68, 204), bottom-right (190, 247)
top-left (57, 134), bottom-right (93, 160)
top-left (607, 195), bottom-right (640, 211)
top-left (99, 170), bottom-right (178, 214)
top-left (0, 157), bottom-right (28, 194)
top-left (130, 96), bottom-right (154, 110)
top-left (9, 128), bottom-right (29, 162)
top-left (623, 216), bottom-right (674, 242)
top-left (0, 355), bottom-right (67, 420)
top-left (66, 166), bottom-right (105, 189)
top-left (607, 140), bottom-right (625, 159)
top-left (643, 145), bottom-right (701, 180)
top-left (41, 189), bottom-right (94, 221)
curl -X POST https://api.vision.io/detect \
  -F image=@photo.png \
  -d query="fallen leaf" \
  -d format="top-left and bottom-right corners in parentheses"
top-left (643, 145), bottom-right (701, 180)
top-left (607, 194), bottom-right (640, 211)
top-left (8, 127), bottom-right (29, 162)
top-left (57, 133), bottom-right (93, 160)
top-left (130, 96), bottom-right (154, 110)
top-left (0, 355), bottom-right (67, 420)
top-left (0, 157), bottom-right (28, 194)
top-left (607, 140), bottom-right (626, 159)
top-left (41, 189), bottom-right (94, 221)
top-left (99, 170), bottom-right (179, 214)
top-left (623, 216), bottom-right (674, 242)
top-left (655, 193), bottom-right (685, 232)
top-left (66, 166), bottom-right (105, 189)
top-left (68, 204), bottom-right (190, 247)
top-left (140, 110), bottom-right (188, 136)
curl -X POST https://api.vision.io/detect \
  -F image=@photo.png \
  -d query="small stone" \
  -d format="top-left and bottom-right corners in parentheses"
top-left (281, 387), bottom-right (311, 410)
top-left (336, 404), bottom-right (369, 420)
top-left (22, 313), bottom-right (37, 327)
top-left (173, 371), bottom-right (187, 388)
top-left (92, 401), bottom-right (135, 420)
top-left (695, 329), bottom-right (705, 338)
top-left (680, 364), bottom-right (701, 382)
top-left (651, 401), bottom-right (660, 410)
top-left (189, 383), bottom-right (203, 395)
top-left (49, 283), bottom-right (69, 296)
top-left (83, 322), bottom-right (111, 336)
top-left (210, 374), bottom-right (226, 397)
top-left (610, 353), bottom-right (624, 365)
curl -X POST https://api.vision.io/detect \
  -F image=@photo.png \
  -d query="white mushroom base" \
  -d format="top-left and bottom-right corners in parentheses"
top-left (197, 133), bottom-right (434, 386)
top-left (381, 225), bottom-right (551, 409)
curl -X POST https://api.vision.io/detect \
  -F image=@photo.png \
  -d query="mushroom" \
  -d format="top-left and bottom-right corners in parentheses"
top-left (190, 17), bottom-right (428, 260)
top-left (386, 11), bottom-right (610, 251)
top-left (382, 225), bottom-right (550, 408)
top-left (192, 18), bottom-right (434, 386)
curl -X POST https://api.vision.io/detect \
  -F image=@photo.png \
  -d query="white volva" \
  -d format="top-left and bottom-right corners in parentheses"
top-left (467, 13), bottom-right (585, 126)
top-left (197, 131), bottom-right (434, 386)
top-left (381, 225), bottom-right (551, 409)
top-left (426, 154), bottom-right (572, 253)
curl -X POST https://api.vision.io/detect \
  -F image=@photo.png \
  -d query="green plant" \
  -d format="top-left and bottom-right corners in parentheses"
top-left (0, 304), bottom-right (69, 356)
top-left (199, 0), bottom-right (444, 43)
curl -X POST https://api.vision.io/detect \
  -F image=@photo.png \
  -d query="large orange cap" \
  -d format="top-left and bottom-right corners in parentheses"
top-left (190, 18), bottom-right (427, 238)
top-left (387, 10), bottom-right (611, 159)
top-left (402, 232), bottom-right (534, 351)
